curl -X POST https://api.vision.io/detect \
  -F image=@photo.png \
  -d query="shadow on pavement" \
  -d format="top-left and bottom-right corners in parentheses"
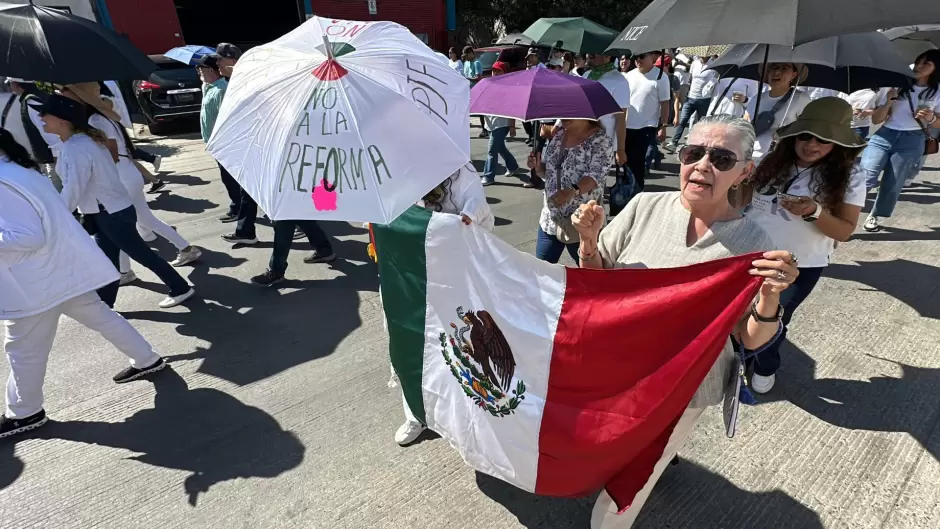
top-left (158, 172), bottom-right (210, 187)
top-left (475, 458), bottom-right (825, 528)
top-left (0, 442), bottom-right (24, 492)
top-left (825, 259), bottom-right (940, 319)
top-left (30, 368), bottom-right (304, 505)
top-left (147, 193), bottom-right (219, 214)
top-left (850, 226), bottom-right (940, 242)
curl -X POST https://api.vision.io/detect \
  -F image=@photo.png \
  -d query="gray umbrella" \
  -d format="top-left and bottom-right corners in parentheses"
top-left (609, 0), bottom-right (940, 55)
top-left (882, 25), bottom-right (940, 59)
top-left (708, 32), bottom-right (916, 93)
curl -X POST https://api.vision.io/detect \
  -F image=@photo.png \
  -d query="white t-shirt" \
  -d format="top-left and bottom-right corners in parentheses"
top-left (103, 81), bottom-right (132, 130)
top-left (89, 113), bottom-right (129, 157)
top-left (878, 86), bottom-right (940, 131)
top-left (748, 165), bottom-right (867, 267)
top-left (746, 88), bottom-right (813, 160)
top-left (448, 59), bottom-right (463, 75)
top-left (688, 61), bottom-right (718, 99)
top-left (805, 87), bottom-right (846, 101)
top-left (582, 69), bottom-right (631, 142)
top-left (708, 78), bottom-right (763, 118)
top-left (846, 89), bottom-right (879, 128)
top-left (624, 67), bottom-right (671, 129)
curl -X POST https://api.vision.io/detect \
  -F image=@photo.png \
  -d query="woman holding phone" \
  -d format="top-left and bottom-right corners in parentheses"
top-left (743, 97), bottom-right (867, 393)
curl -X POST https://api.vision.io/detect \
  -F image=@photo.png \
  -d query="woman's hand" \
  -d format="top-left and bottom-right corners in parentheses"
top-left (749, 250), bottom-right (799, 297)
top-left (572, 200), bottom-right (605, 240)
top-left (779, 196), bottom-right (818, 217)
top-left (527, 152), bottom-right (540, 170)
top-left (885, 88), bottom-right (899, 102)
top-left (549, 188), bottom-right (577, 207)
top-left (732, 93), bottom-right (747, 104)
top-left (915, 108), bottom-right (936, 123)
top-left (461, 214), bottom-right (472, 225)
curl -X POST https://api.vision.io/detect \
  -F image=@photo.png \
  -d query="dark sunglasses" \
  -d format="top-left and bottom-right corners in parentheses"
top-left (678, 145), bottom-right (742, 171)
top-left (795, 133), bottom-right (832, 145)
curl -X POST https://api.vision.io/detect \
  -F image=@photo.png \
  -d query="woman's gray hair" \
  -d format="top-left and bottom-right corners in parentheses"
top-left (690, 114), bottom-right (757, 161)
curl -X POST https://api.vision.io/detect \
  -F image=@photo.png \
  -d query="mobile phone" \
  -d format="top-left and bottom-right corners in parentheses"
top-left (777, 193), bottom-right (806, 202)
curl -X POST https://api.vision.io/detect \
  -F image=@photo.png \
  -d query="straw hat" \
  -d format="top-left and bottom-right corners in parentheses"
top-left (775, 97), bottom-right (868, 148)
top-left (64, 82), bottom-right (121, 122)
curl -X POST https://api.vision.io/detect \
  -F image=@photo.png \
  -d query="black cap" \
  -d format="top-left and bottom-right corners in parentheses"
top-left (196, 54), bottom-right (221, 70)
top-left (30, 94), bottom-right (88, 128)
top-left (216, 43), bottom-right (243, 60)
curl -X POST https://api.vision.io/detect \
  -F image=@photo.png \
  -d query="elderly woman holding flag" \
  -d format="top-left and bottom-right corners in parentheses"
top-left (573, 114), bottom-right (798, 529)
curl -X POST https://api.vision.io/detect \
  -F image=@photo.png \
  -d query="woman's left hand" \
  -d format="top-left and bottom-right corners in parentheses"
top-left (750, 250), bottom-right (799, 296)
top-left (779, 196), bottom-right (818, 217)
top-left (461, 214), bottom-right (472, 225)
top-left (915, 109), bottom-right (936, 123)
top-left (549, 188), bottom-right (577, 207)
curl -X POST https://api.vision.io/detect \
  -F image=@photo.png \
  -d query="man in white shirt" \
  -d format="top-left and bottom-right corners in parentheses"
top-left (667, 55), bottom-right (718, 150)
top-left (845, 89), bottom-right (879, 138)
top-left (582, 53), bottom-right (629, 168)
top-left (708, 77), bottom-right (763, 118)
top-left (624, 51), bottom-right (671, 191)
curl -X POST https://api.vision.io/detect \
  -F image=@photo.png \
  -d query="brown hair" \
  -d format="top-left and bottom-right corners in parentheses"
top-left (749, 136), bottom-right (862, 211)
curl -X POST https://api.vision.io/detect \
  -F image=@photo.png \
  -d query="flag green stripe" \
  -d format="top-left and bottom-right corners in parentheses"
top-left (373, 205), bottom-right (433, 425)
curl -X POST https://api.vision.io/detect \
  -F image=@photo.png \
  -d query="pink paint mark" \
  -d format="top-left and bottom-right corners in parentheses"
top-left (312, 179), bottom-right (337, 211)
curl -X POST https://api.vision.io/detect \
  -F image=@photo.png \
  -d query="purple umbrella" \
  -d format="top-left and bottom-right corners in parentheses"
top-left (470, 67), bottom-right (622, 121)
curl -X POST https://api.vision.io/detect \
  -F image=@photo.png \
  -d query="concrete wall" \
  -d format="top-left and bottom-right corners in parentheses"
top-left (8, 0), bottom-right (98, 21)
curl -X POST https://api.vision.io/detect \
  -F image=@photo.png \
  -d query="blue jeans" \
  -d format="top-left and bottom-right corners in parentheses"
top-left (535, 226), bottom-right (579, 264)
top-left (93, 206), bottom-right (190, 307)
top-left (752, 266), bottom-right (825, 377)
top-left (483, 127), bottom-right (518, 180)
top-left (269, 220), bottom-right (334, 276)
top-left (671, 97), bottom-right (712, 145)
top-left (854, 126), bottom-right (870, 139)
top-left (860, 127), bottom-right (926, 217)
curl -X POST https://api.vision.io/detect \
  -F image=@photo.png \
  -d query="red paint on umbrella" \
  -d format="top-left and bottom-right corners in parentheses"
top-left (312, 59), bottom-right (348, 81)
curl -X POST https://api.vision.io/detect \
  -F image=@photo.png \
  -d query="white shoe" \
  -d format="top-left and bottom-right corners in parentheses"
top-left (170, 247), bottom-right (202, 267)
top-left (119, 270), bottom-right (138, 286)
top-left (158, 288), bottom-right (195, 309)
top-left (863, 215), bottom-right (882, 232)
top-left (152, 155), bottom-right (162, 173)
top-left (141, 231), bottom-right (158, 242)
top-left (395, 420), bottom-right (426, 446)
top-left (750, 373), bottom-right (776, 394)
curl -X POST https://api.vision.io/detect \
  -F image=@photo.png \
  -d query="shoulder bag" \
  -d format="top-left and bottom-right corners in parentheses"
top-left (753, 88), bottom-right (794, 137)
top-left (907, 93), bottom-right (939, 156)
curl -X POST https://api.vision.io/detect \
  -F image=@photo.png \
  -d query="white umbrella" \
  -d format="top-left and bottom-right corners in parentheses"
top-left (207, 17), bottom-right (470, 224)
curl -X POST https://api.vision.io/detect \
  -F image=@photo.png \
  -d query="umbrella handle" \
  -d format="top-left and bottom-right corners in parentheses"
top-left (750, 45), bottom-right (770, 126)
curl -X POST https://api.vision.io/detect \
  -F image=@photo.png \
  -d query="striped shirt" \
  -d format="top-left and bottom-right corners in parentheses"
top-left (200, 78), bottom-right (228, 143)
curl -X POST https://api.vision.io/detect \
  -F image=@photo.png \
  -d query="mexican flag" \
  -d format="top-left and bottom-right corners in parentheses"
top-left (373, 206), bottom-right (762, 510)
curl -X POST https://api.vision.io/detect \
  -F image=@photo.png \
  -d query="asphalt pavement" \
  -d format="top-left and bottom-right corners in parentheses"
top-left (1, 122), bottom-right (939, 529)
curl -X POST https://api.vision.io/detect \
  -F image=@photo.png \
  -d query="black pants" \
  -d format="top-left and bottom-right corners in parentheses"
top-left (218, 162), bottom-right (242, 217)
top-left (626, 127), bottom-right (658, 191)
top-left (269, 220), bottom-right (334, 276)
top-left (752, 266), bottom-right (825, 376)
top-left (132, 146), bottom-right (157, 164)
top-left (92, 206), bottom-right (190, 306)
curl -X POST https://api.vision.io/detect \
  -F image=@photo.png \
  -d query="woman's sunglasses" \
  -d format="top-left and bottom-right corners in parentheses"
top-left (795, 133), bottom-right (832, 145)
top-left (678, 145), bottom-right (742, 171)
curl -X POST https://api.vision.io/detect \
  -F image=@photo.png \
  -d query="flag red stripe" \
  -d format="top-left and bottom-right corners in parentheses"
top-left (534, 253), bottom-right (763, 509)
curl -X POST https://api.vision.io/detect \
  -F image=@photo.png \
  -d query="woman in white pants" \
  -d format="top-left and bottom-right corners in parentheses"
top-left (0, 129), bottom-right (167, 439)
top-left (65, 84), bottom-right (201, 282)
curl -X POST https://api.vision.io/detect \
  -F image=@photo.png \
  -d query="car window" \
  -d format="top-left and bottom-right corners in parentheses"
top-left (477, 51), bottom-right (500, 70)
top-left (150, 65), bottom-right (200, 85)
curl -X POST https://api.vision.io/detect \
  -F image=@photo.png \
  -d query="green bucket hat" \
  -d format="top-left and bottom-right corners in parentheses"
top-left (776, 96), bottom-right (867, 148)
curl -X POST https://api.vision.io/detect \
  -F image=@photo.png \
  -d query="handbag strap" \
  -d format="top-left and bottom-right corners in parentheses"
top-left (906, 90), bottom-right (933, 137)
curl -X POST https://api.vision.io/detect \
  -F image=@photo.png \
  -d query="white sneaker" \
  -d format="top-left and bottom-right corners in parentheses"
top-left (119, 270), bottom-right (138, 286)
top-left (750, 373), bottom-right (776, 394)
top-left (863, 215), bottom-right (882, 232)
top-left (152, 155), bottom-right (162, 173)
top-left (394, 420), bottom-right (426, 446)
top-left (158, 288), bottom-right (195, 309)
top-left (170, 247), bottom-right (202, 267)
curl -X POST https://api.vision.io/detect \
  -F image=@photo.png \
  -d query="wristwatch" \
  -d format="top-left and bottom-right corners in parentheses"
top-left (571, 182), bottom-right (581, 194)
top-left (802, 201), bottom-right (822, 222)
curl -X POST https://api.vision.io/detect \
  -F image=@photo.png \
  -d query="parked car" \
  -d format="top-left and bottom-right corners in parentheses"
top-left (133, 55), bottom-right (202, 134)
top-left (472, 44), bottom-right (551, 84)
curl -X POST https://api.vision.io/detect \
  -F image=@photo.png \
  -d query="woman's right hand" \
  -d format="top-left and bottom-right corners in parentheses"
top-left (572, 200), bottom-right (605, 240)
top-left (527, 152), bottom-right (540, 170)
top-left (886, 88), bottom-right (899, 102)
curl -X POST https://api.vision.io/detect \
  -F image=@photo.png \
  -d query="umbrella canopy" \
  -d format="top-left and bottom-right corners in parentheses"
top-left (609, 0), bottom-right (940, 56)
top-left (882, 25), bottom-right (940, 59)
top-left (679, 45), bottom-right (731, 58)
top-left (206, 17), bottom-right (470, 224)
top-left (165, 45), bottom-right (217, 66)
top-left (0, 2), bottom-right (154, 83)
top-left (470, 68), bottom-right (621, 122)
top-left (523, 17), bottom-right (619, 54)
top-left (708, 32), bottom-right (915, 94)
top-left (494, 33), bottom-right (536, 47)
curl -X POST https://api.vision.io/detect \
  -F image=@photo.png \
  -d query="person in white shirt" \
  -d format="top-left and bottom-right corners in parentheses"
top-left (1, 79), bottom-right (61, 188)
top-left (709, 77), bottom-right (763, 118)
top-left (860, 49), bottom-right (940, 231)
top-left (744, 97), bottom-right (868, 394)
top-left (845, 88), bottom-right (879, 139)
top-left (624, 51), bottom-right (671, 191)
top-left (0, 128), bottom-right (167, 439)
top-left (447, 47), bottom-right (463, 76)
top-left (582, 53), bottom-right (630, 170)
top-left (745, 63), bottom-right (813, 161)
top-left (667, 55), bottom-right (718, 149)
top-left (34, 94), bottom-right (195, 310)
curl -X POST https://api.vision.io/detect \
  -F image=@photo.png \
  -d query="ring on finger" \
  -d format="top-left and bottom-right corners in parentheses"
top-left (575, 210), bottom-right (582, 218)
top-left (775, 270), bottom-right (787, 280)
top-left (789, 252), bottom-right (799, 266)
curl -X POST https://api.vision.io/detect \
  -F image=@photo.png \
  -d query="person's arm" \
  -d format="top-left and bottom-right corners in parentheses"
top-left (657, 77), bottom-right (671, 140)
top-left (202, 88), bottom-right (223, 142)
top-left (673, 92), bottom-right (681, 125)
top-left (737, 250), bottom-right (799, 350)
top-left (0, 186), bottom-right (45, 253)
top-left (871, 88), bottom-right (897, 125)
top-left (614, 112), bottom-right (627, 159)
top-left (57, 150), bottom-right (92, 212)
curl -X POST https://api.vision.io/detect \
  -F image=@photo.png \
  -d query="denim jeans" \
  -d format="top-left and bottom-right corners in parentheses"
top-left (671, 97), bottom-right (712, 145)
top-left (218, 162), bottom-right (242, 217)
top-left (853, 126), bottom-right (870, 140)
top-left (535, 226), bottom-right (579, 264)
top-left (626, 127), bottom-right (658, 191)
top-left (93, 206), bottom-right (190, 307)
top-left (269, 220), bottom-right (334, 276)
top-left (860, 127), bottom-right (925, 217)
top-left (752, 266), bottom-right (825, 377)
top-left (483, 126), bottom-right (518, 179)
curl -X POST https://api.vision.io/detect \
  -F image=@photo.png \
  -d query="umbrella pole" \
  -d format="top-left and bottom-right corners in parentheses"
top-left (710, 75), bottom-right (740, 116)
top-left (750, 44), bottom-right (770, 126)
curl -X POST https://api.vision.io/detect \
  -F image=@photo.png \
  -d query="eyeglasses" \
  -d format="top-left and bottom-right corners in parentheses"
top-left (795, 133), bottom-right (832, 145)
top-left (678, 145), bottom-right (743, 171)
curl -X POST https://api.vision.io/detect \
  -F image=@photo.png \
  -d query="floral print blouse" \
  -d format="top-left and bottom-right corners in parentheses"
top-left (538, 128), bottom-right (614, 234)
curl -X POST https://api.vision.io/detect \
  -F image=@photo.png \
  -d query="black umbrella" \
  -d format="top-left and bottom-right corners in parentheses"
top-left (0, 1), bottom-right (154, 84)
top-left (609, 0), bottom-right (940, 55)
top-left (708, 32), bottom-right (916, 94)
top-left (882, 25), bottom-right (940, 59)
